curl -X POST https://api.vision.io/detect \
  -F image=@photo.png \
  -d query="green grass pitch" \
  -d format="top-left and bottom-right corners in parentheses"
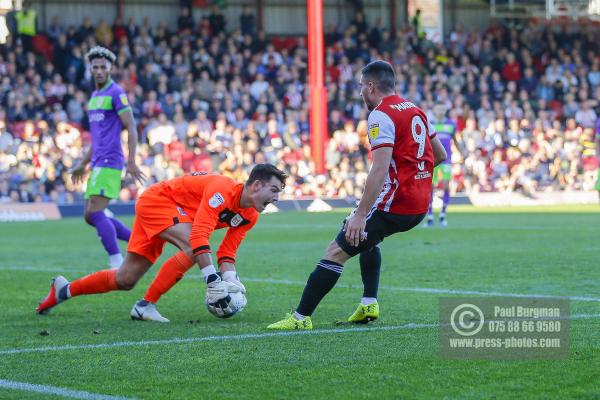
top-left (0, 205), bottom-right (599, 399)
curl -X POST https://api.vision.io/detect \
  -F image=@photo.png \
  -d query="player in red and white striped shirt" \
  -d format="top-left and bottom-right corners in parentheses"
top-left (268, 60), bottom-right (447, 330)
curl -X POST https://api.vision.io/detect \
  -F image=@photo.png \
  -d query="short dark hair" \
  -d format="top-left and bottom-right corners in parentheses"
top-left (246, 164), bottom-right (287, 188)
top-left (361, 60), bottom-right (396, 93)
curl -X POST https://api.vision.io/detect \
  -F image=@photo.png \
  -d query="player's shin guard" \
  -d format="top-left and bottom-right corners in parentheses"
top-left (360, 246), bottom-right (381, 299)
top-left (109, 217), bottom-right (131, 241)
top-left (296, 259), bottom-right (343, 317)
top-left (69, 269), bottom-right (118, 297)
top-left (88, 211), bottom-right (120, 256)
top-left (143, 251), bottom-right (194, 303)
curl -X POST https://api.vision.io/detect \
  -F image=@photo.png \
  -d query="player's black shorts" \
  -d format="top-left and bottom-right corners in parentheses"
top-left (335, 210), bottom-right (426, 257)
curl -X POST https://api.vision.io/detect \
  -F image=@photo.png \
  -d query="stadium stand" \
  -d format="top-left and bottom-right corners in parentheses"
top-left (0, 6), bottom-right (599, 204)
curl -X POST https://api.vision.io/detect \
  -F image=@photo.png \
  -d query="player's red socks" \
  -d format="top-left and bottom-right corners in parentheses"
top-left (144, 251), bottom-right (194, 303)
top-left (69, 269), bottom-right (118, 297)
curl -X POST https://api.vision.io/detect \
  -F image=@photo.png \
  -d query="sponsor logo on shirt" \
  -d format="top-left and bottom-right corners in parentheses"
top-left (415, 161), bottom-right (431, 180)
top-left (368, 123), bottom-right (379, 140)
top-left (230, 214), bottom-right (243, 227)
top-left (89, 113), bottom-right (105, 122)
top-left (218, 209), bottom-right (251, 227)
top-left (176, 207), bottom-right (188, 216)
top-left (209, 192), bottom-right (225, 208)
top-left (120, 93), bottom-right (129, 106)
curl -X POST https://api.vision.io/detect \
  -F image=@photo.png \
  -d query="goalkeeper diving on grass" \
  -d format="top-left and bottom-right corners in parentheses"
top-left (36, 164), bottom-right (286, 322)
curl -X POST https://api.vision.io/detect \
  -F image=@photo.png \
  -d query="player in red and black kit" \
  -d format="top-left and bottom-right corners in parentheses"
top-left (268, 60), bottom-right (447, 330)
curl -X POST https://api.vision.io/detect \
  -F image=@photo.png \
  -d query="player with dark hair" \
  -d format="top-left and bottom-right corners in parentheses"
top-left (424, 103), bottom-right (457, 227)
top-left (268, 60), bottom-right (447, 329)
top-left (130, 164), bottom-right (288, 322)
top-left (36, 164), bottom-right (287, 321)
top-left (71, 46), bottom-right (146, 269)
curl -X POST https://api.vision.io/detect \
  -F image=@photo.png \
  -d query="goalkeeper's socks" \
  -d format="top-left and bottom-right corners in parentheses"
top-left (359, 246), bottom-right (381, 298)
top-left (296, 259), bottom-right (343, 316)
top-left (144, 251), bottom-right (194, 303)
top-left (69, 269), bottom-right (118, 297)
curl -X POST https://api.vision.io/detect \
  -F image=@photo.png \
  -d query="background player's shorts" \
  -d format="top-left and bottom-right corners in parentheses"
top-left (127, 188), bottom-right (193, 263)
top-left (432, 163), bottom-right (452, 185)
top-left (85, 167), bottom-right (122, 199)
top-left (335, 210), bottom-right (426, 257)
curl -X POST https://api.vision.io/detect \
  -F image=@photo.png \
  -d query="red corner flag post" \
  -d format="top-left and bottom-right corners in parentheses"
top-left (307, 0), bottom-right (327, 174)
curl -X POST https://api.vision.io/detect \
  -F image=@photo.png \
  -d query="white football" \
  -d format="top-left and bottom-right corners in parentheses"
top-left (205, 291), bottom-right (247, 319)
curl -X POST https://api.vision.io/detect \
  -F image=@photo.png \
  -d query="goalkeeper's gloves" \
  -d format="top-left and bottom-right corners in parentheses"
top-left (222, 270), bottom-right (246, 294)
top-left (205, 279), bottom-right (230, 304)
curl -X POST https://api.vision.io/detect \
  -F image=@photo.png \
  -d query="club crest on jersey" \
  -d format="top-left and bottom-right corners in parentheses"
top-left (368, 123), bottom-right (379, 140)
top-left (230, 214), bottom-right (244, 227)
top-left (120, 94), bottom-right (129, 106)
top-left (209, 193), bottom-right (224, 208)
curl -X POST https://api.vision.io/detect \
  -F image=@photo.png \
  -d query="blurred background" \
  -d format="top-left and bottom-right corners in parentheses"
top-left (0, 0), bottom-right (599, 210)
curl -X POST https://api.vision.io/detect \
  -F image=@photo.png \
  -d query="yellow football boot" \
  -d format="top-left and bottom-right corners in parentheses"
top-left (267, 313), bottom-right (313, 330)
top-left (348, 302), bottom-right (379, 323)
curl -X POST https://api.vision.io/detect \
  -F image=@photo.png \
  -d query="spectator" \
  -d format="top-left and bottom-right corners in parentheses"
top-left (1, 11), bottom-right (599, 205)
top-left (240, 5), bottom-right (256, 37)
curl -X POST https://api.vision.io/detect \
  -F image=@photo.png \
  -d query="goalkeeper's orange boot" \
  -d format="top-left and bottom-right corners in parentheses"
top-left (36, 276), bottom-right (69, 314)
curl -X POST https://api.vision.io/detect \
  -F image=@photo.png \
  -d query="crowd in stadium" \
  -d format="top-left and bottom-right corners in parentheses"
top-left (0, 4), bottom-right (599, 204)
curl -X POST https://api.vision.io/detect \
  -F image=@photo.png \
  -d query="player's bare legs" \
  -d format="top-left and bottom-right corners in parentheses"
top-left (36, 223), bottom-right (191, 316)
top-left (157, 222), bottom-right (193, 257)
top-left (84, 195), bottom-right (131, 268)
top-left (36, 252), bottom-right (152, 314)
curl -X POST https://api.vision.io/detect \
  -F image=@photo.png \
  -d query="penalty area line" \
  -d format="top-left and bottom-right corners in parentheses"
top-left (0, 379), bottom-right (136, 400)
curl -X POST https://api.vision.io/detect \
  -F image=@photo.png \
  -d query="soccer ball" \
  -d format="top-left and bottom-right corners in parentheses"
top-left (205, 291), bottom-right (247, 319)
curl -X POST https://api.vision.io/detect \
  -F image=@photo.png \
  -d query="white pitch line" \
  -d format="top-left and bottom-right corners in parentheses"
top-left (240, 277), bottom-right (600, 303)
top-left (0, 379), bottom-right (136, 400)
top-left (3, 265), bottom-right (600, 303)
top-left (0, 323), bottom-right (436, 356)
top-left (1, 313), bottom-right (599, 357)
